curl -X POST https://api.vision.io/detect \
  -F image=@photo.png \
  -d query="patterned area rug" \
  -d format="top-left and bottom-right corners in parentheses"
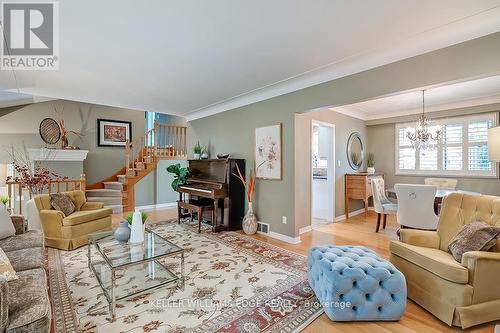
top-left (47, 219), bottom-right (323, 332)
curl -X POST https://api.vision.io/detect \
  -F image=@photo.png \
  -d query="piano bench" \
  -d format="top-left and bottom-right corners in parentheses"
top-left (177, 199), bottom-right (215, 233)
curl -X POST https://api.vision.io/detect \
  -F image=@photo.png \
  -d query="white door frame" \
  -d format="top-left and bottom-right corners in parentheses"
top-left (310, 119), bottom-right (335, 227)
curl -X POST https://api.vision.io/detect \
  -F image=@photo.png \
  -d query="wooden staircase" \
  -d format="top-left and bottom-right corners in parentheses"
top-left (87, 122), bottom-right (187, 213)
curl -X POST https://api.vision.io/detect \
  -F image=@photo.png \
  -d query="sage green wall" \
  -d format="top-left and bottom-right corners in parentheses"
top-left (135, 160), bottom-right (188, 207)
top-left (367, 111), bottom-right (500, 196)
top-left (156, 160), bottom-right (188, 204)
top-left (188, 32), bottom-right (500, 238)
top-left (0, 100), bottom-right (146, 184)
top-left (189, 104), bottom-right (295, 237)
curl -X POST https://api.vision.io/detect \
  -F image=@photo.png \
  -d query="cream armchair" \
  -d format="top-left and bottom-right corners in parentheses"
top-left (34, 190), bottom-right (112, 250)
top-left (390, 193), bottom-right (500, 329)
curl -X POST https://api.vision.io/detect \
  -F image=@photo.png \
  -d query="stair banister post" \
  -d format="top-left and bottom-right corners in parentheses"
top-left (81, 174), bottom-right (86, 191)
top-left (153, 121), bottom-right (158, 157)
top-left (125, 139), bottom-right (130, 171)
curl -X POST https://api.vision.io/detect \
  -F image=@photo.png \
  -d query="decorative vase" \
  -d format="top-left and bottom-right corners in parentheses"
top-left (129, 209), bottom-right (144, 244)
top-left (201, 152), bottom-right (209, 159)
top-left (114, 221), bottom-right (131, 242)
top-left (367, 167), bottom-right (375, 174)
top-left (60, 135), bottom-right (69, 149)
top-left (242, 202), bottom-right (258, 235)
top-left (193, 153), bottom-right (201, 160)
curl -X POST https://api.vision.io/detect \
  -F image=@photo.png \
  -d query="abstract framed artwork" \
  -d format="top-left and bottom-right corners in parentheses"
top-left (97, 119), bottom-right (132, 147)
top-left (255, 123), bottom-right (282, 180)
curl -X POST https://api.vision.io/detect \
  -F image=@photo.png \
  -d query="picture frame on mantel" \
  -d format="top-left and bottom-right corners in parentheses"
top-left (97, 119), bottom-right (132, 147)
top-left (255, 123), bottom-right (282, 180)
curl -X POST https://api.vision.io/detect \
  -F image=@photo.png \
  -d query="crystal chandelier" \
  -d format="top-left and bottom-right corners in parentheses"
top-left (406, 90), bottom-right (441, 150)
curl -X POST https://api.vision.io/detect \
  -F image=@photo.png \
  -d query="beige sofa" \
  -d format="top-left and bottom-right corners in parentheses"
top-left (34, 190), bottom-right (112, 250)
top-left (0, 215), bottom-right (51, 332)
top-left (390, 193), bottom-right (500, 328)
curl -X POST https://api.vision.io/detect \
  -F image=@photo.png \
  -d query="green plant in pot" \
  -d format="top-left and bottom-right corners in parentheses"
top-left (0, 195), bottom-right (9, 211)
top-left (166, 163), bottom-right (189, 191)
top-left (366, 152), bottom-right (376, 173)
top-left (125, 211), bottom-right (149, 225)
top-left (193, 141), bottom-right (202, 160)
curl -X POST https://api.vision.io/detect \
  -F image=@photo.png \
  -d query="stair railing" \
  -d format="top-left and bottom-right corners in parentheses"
top-left (124, 122), bottom-right (187, 174)
top-left (5, 174), bottom-right (86, 214)
top-left (155, 122), bottom-right (187, 158)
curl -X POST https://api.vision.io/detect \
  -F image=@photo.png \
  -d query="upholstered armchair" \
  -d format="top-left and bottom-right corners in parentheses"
top-left (389, 193), bottom-right (500, 329)
top-left (34, 190), bottom-right (112, 250)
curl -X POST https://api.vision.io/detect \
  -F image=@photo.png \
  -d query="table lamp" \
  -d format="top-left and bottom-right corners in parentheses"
top-left (488, 127), bottom-right (500, 162)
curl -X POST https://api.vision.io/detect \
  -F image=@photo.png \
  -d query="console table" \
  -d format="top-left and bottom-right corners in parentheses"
top-left (344, 173), bottom-right (384, 219)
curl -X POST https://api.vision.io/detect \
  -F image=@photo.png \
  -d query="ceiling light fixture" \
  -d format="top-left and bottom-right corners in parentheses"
top-left (406, 90), bottom-right (441, 150)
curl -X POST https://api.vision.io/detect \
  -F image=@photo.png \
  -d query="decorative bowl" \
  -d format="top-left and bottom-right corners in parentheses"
top-left (217, 153), bottom-right (230, 159)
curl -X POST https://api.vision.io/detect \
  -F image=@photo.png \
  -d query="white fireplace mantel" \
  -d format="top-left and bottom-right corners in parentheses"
top-left (28, 148), bottom-right (89, 162)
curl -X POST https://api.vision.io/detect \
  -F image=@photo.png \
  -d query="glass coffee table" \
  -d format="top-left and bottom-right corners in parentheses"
top-left (87, 229), bottom-right (184, 320)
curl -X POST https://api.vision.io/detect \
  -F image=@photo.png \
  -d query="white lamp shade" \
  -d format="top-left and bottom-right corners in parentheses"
top-left (488, 127), bottom-right (500, 162)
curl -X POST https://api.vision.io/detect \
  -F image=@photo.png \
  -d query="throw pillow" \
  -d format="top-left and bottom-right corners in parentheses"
top-left (448, 221), bottom-right (500, 262)
top-left (0, 248), bottom-right (17, 281)
top-left (50, 193), bottom-right (75, 217)
top-left (0, 204), bottom-right (16, 240)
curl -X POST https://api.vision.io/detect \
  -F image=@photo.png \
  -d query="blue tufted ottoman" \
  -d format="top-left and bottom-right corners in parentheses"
top-left (308, 245), bottom-right (406, 321)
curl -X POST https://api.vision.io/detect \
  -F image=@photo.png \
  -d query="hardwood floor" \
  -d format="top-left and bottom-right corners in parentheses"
top-left (112, 209), bottom-right (498, 333)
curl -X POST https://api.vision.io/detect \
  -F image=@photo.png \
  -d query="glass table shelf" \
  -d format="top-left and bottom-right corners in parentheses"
top-left (88, 229), bottom-right (185, 320)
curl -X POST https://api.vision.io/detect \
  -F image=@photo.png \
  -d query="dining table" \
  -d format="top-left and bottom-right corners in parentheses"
top-left (386, 188), bottom-right (481, 214)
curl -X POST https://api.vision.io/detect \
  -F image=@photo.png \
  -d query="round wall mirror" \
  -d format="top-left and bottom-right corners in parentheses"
top-left (347, 132), bottom-right (363, 171)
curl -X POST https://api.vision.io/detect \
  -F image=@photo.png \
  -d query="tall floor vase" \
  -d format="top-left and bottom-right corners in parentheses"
top-left (242, 202), bottom-right (258, 235)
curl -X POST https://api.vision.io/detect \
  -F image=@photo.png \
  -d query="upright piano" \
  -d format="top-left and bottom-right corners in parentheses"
top-left (177, 159), bottom-right (245, 231)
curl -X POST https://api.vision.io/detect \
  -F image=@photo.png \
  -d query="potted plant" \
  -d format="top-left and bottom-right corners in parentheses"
top-left (367, 152), bottom-right (376, 173)
top-left (166, 163), bottom-right (189, 191)
top-left (193, 141), bottom-right (202, 160)
top-left (125, 210), bottom-right (149, 242)
top-left (0, 196), bottom-right (9, 214)
top-left (125, 211), bottom-right (149, 226)
top-left (0, 195), bottom-right (8, 207)
top-left (233, 163), bottom-right (257, 235)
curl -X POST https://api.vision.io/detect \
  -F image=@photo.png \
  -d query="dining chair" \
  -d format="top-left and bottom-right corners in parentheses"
top-left (394, 184), bottom-right (438, 230)
top-left (424, 177), bottom-right (458, 190)
top-left (371, 178), bottom-right (397, 232)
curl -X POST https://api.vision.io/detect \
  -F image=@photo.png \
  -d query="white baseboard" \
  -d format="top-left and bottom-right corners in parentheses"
top-left (299, 225), bottom-right (312, 234)
top-left (136, 205), bottom-right (301, 244)
top-left (334, 206), bottom-right (374, 222)
top-left (256, 220), bottom-right (301, 244)
top-left (268, 231), bottom-right (301, 244)
top-left (136, 202), bottom-right (177, 211)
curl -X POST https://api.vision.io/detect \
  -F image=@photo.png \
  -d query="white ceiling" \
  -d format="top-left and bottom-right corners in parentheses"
top-left (1, 0), bottom-right (500, 120)
top-left (331, 75), bottom-right (500, 120)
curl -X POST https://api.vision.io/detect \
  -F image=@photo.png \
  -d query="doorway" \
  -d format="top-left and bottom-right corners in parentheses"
top-left (311, 120), bottom-right (335, 228)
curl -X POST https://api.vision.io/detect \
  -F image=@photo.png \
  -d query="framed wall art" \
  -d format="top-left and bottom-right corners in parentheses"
top-left (97, 119), bottom-right (132, 147)
top-left (255, 123), bottom-right (282, 180)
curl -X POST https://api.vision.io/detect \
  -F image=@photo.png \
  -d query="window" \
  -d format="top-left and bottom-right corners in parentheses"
top-left (395, 113), bottom-right (498, 177)
top-left (145, 112), bottom-right (156, 146)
